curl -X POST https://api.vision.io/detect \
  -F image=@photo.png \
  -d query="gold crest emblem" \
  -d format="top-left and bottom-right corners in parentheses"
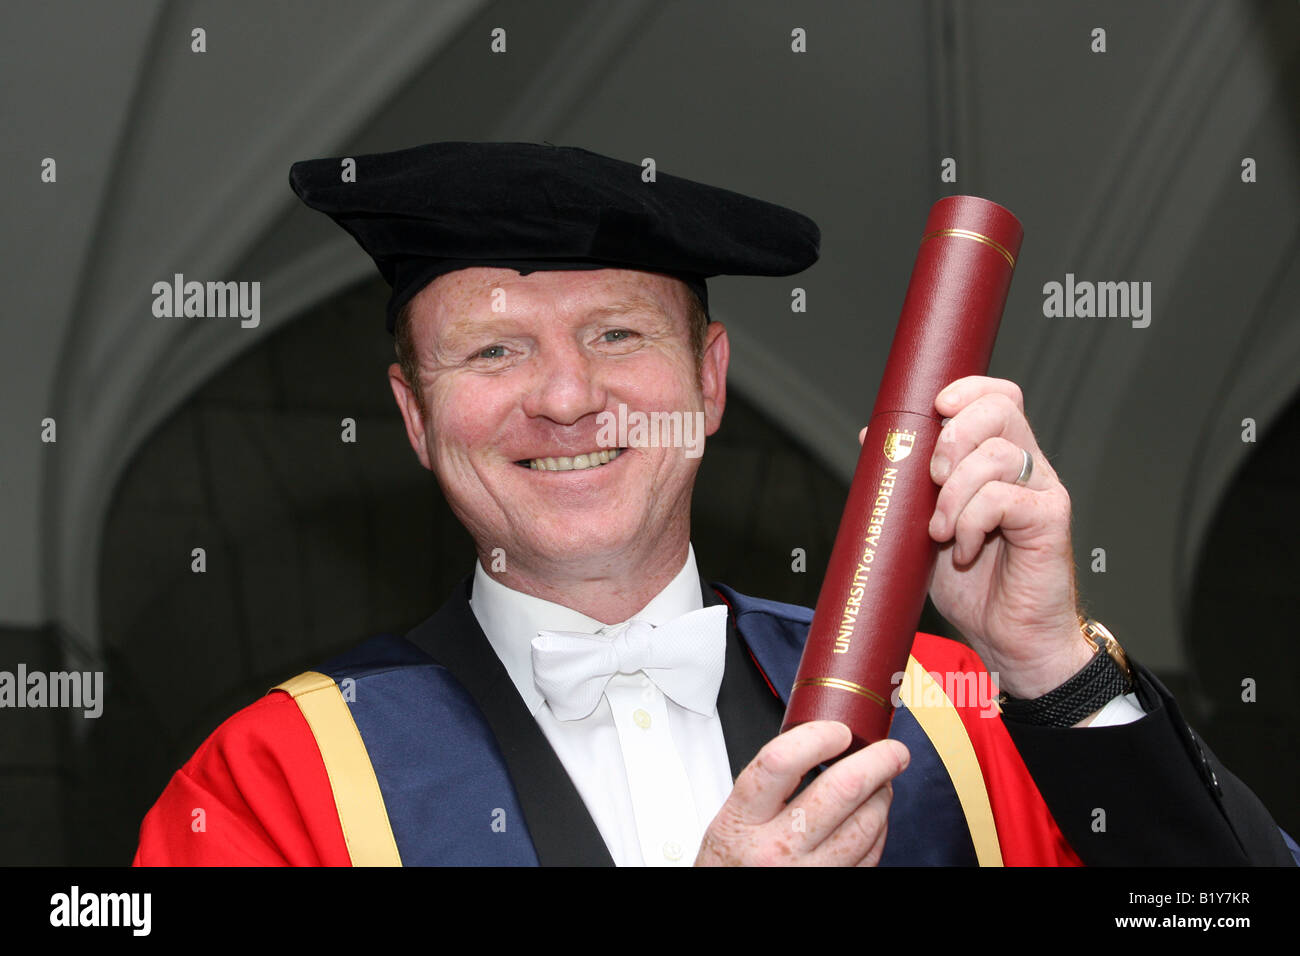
top-left (883, 429), bottom-right (917, 462)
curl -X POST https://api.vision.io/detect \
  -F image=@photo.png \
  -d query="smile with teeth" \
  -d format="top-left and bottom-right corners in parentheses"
top-left (518, 448), bottom-right (625, 471)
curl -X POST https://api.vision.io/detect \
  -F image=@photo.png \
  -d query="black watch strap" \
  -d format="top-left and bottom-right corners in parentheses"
top-left (998, 634), bottom-right (1134, 727)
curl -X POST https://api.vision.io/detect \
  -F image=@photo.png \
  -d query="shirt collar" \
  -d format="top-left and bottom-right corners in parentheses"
top-left (469, 544), bottom-right (705, 716)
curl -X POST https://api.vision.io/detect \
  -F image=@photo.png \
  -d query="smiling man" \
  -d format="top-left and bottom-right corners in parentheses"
top-left (391, 267), bottom-right (718, 626)
top-left (134, 141), bottom-right (1296, 867)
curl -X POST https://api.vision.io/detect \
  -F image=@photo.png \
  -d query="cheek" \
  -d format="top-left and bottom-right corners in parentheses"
top-left (610, 353), bottom-right (700, 408)
top-left (427, 381), bottom-right (504, 460)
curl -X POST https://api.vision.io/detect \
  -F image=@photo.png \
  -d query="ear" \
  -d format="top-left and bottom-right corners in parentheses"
top-left (699, 321), bottom-right (729, 436)
top-left (388, 363), bottom-right (434, 471)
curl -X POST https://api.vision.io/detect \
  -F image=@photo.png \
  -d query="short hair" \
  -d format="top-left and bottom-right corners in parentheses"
top-left (394, 281), bottom-right (710, 415)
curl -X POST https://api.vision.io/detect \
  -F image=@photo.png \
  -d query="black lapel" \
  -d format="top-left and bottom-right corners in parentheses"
top-left (404, 576), bottom-right (614, 867)
top-left (704, 578), bottom-right (787, 779)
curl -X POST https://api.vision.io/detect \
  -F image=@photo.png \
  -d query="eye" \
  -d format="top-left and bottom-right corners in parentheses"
top-left (602, 329), bottom-right (635, 343)
top-left (476, 344), bottom-right (507, 359)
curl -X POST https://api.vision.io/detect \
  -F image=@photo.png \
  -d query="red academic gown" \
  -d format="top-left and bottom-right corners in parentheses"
top-left (133, 579), bottom-right (1295, 866)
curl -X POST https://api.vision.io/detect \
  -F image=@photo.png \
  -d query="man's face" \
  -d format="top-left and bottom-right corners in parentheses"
top-left (388, 267), bottom-right (728, 581)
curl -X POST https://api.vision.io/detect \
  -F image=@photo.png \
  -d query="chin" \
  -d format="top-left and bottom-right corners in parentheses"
top-left (522, 513), bottom-right (647, 563)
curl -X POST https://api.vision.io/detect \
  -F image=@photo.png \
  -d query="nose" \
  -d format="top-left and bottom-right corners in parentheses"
top-left (520, 338), bottom-right (608, 426)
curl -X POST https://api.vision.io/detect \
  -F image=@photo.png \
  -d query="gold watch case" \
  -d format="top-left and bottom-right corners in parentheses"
top-left (1080, 617), bottom-right (1131, 679)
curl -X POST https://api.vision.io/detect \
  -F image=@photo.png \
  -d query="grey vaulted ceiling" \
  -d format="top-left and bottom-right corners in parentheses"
top-left (2, 0), bottom-right (1298, 674)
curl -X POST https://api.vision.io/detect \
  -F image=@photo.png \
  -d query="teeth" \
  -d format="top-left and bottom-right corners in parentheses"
top-left (525, 448), bottom-right (621, 471)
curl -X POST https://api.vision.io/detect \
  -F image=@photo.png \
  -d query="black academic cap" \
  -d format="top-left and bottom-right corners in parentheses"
top-left (288, 141), bottom-right (820, 333)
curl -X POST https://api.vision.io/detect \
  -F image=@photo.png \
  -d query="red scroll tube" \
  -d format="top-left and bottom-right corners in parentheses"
top-left (781, 195), bottom-right (1023, 754)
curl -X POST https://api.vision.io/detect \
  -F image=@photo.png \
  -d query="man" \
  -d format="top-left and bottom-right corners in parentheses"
top-left (134, 141), bottom-right (1296, 866)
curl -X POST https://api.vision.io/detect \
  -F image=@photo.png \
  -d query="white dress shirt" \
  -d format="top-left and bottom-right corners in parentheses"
top-left (470, 544), bottom-right (732, 866)
top-left (1087, 692), bottom-right (1144, 726)
top-left (468, 543), bottom-right (1145, 865)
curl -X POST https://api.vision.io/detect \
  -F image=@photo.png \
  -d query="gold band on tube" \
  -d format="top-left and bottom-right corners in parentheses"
top-left (792, 676), bottom-right (890, 708)
top-left (919, 228), bottom-right (1017, 269)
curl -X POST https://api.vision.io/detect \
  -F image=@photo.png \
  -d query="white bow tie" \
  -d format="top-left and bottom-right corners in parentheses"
top-left (532, 605), bottom-right (728, 721)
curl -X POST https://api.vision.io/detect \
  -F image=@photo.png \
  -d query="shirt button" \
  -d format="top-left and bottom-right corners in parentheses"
top-left (662, 841), bottom-right (682, 861)
top-left (633, 708), bottom-right (652, 729)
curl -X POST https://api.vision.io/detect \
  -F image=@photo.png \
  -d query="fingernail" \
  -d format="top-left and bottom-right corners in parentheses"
top-left (931, 456), bottom-right (950, 480)
top-left (929, 510), bottom-right (944, 535)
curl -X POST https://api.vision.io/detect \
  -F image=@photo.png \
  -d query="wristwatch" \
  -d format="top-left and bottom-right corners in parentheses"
top-left (997, 617), bottom-right (1135, 727)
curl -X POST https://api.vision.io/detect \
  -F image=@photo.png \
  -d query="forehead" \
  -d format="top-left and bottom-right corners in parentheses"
top-left (407, 267), bottom-right (692, 340)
